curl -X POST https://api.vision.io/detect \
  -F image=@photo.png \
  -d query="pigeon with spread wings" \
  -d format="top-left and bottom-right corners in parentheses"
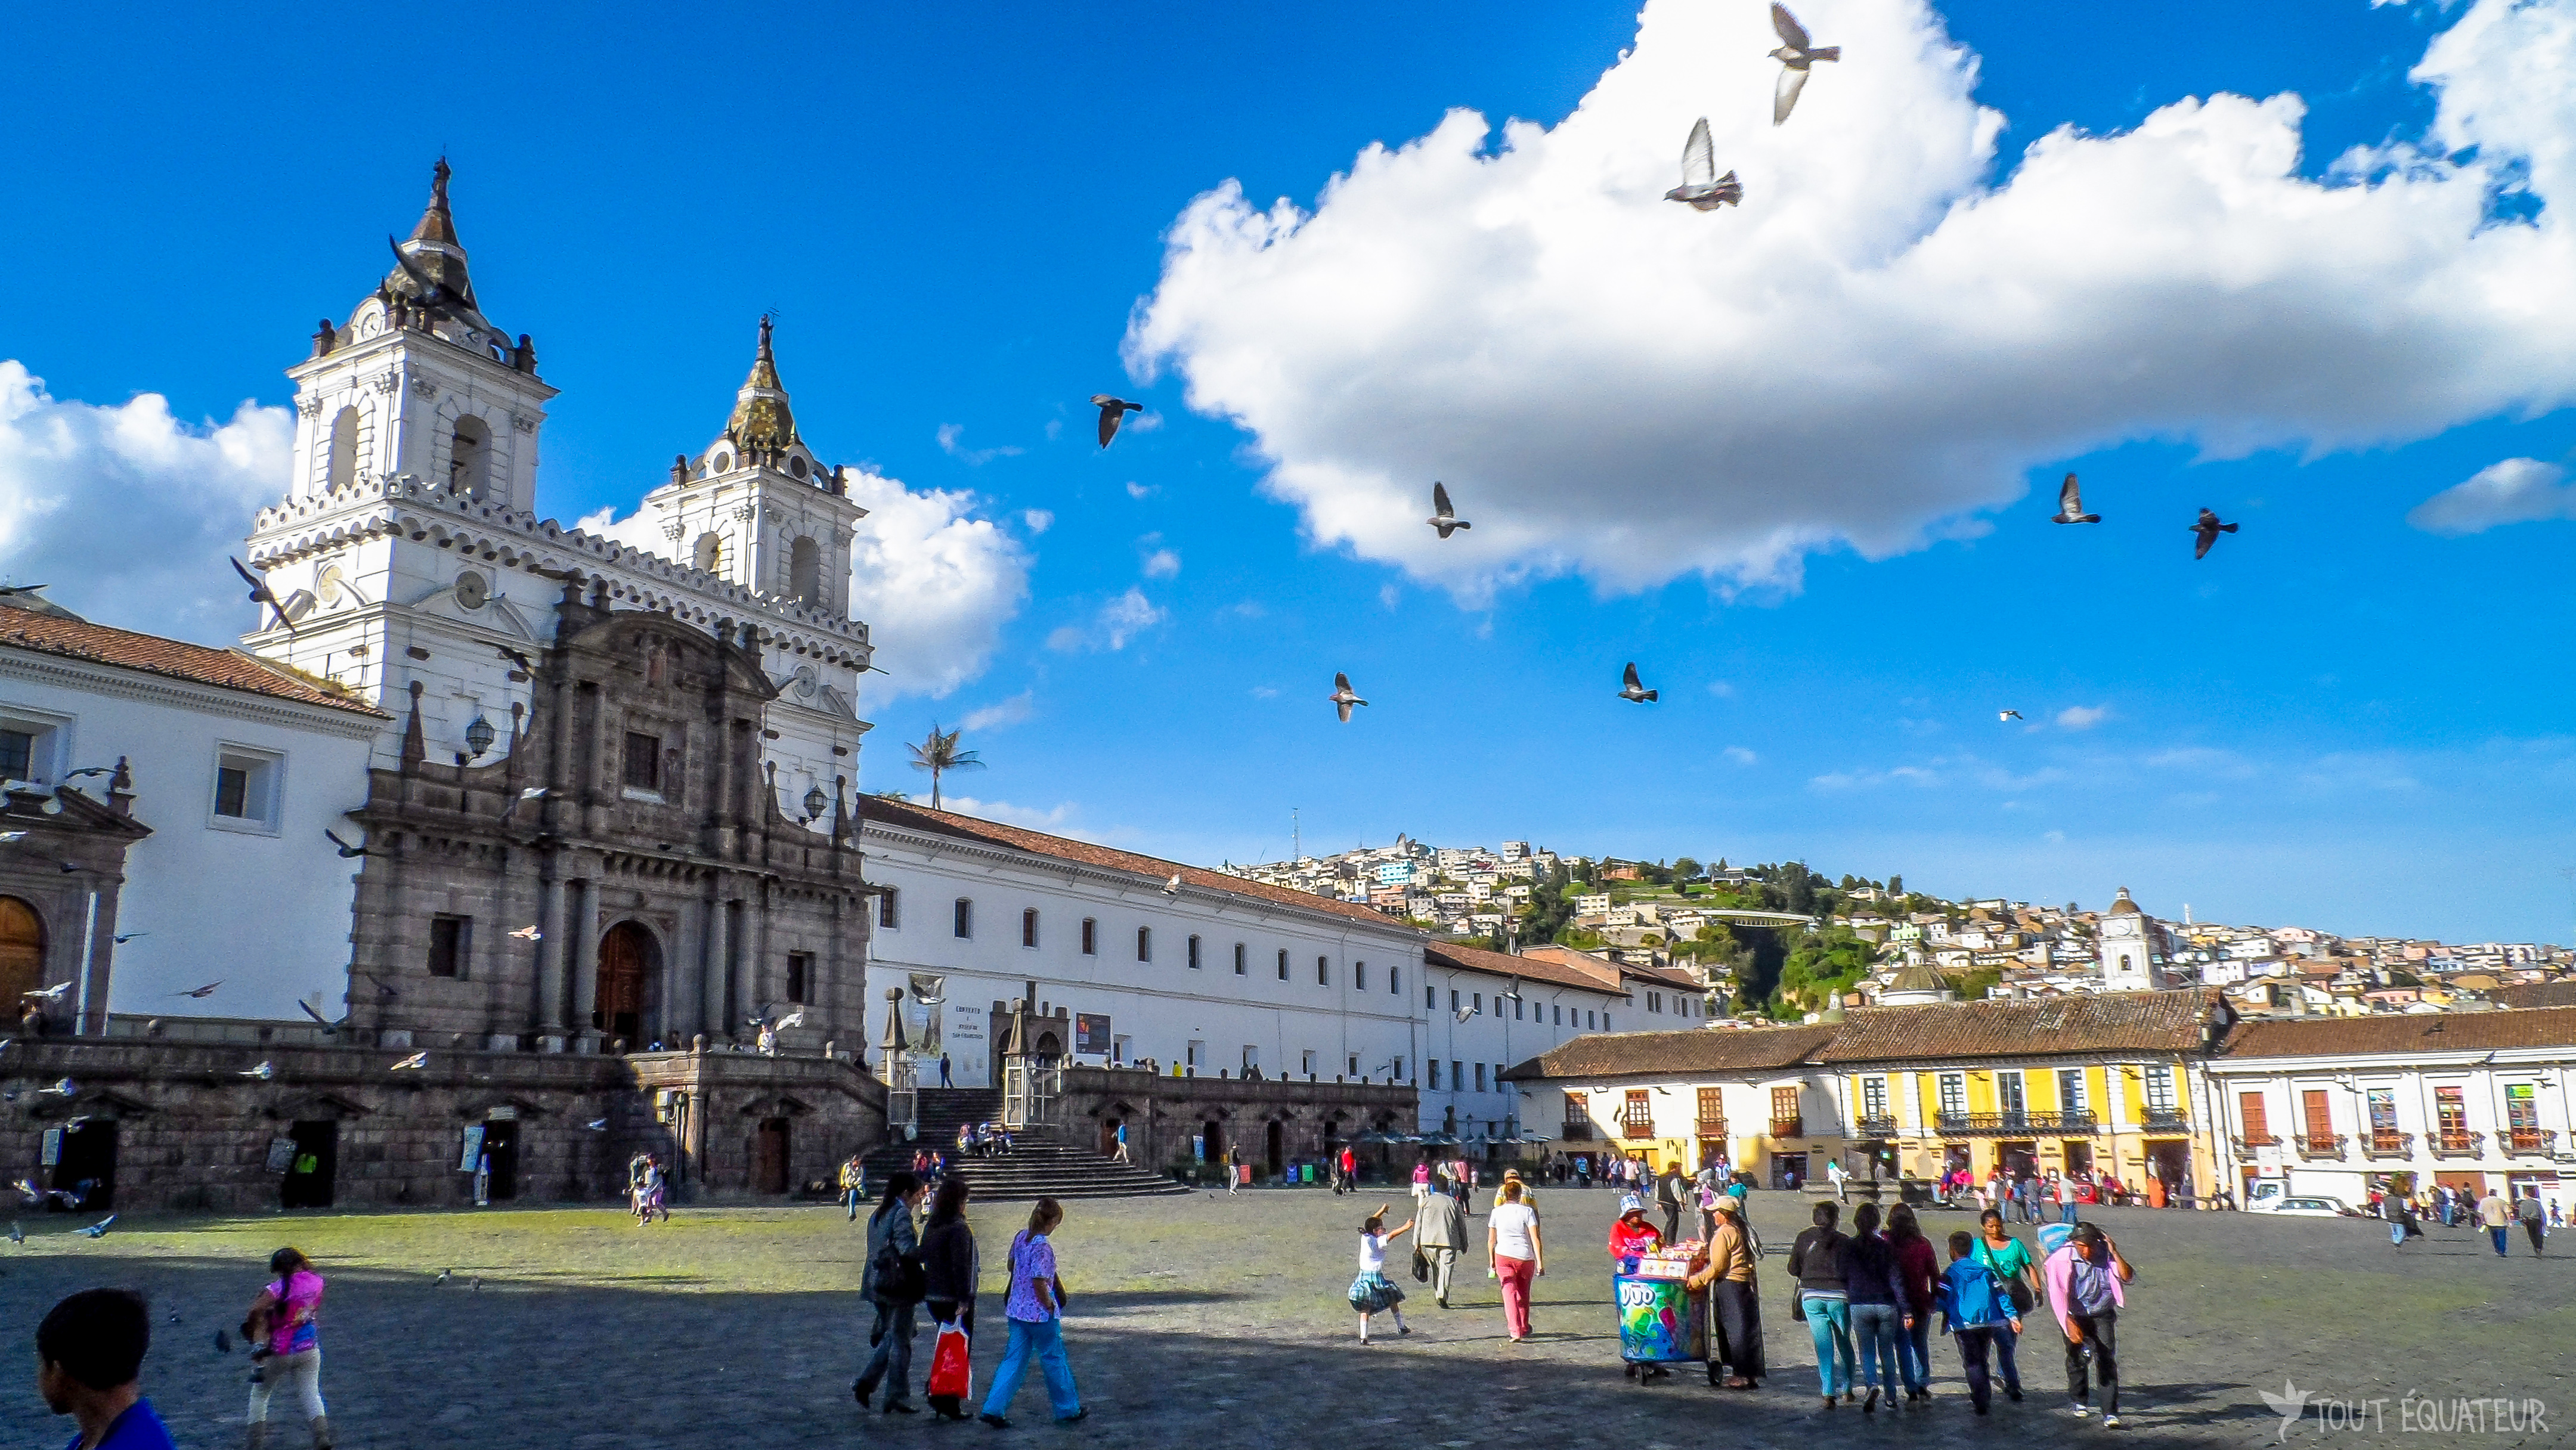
top-left (1769, 4), bottom-right (1842, 125)
top-left (229, 557), bottom-right (298, 635)
top-left (2051, 473), bottom-right (2101, 525)
top-left (1618, 662), bottom-right (1658, 704)
top-left (1426, 483), bottom-right (1471, 539)
top-left (1328, 673), bottom-right (1368, 724)
top-left (1664, 118), bottom-right (1741, 210)
top-left (2191, 509), bottom-right (2240, 560)
top-left (1091, 395), bottom-right (1146, 448)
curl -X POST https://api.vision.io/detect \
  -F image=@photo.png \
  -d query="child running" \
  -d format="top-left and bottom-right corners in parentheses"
top-left (1349, 1203), bottom-right (1416, 1342)
top-left (243, 1248), bottom-right (330, 1449)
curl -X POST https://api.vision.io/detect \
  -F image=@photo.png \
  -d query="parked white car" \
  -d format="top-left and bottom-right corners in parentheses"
top-left (2251, 1194), bottom-right (2354, 1218)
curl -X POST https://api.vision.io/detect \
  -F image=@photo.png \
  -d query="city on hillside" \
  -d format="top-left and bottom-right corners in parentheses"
top-left (1224, 839), bottom-right (2575, 1024)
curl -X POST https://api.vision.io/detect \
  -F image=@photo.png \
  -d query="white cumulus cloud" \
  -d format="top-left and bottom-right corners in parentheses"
top-left (1046, 587), bottom-right (1166, 653)
top-left (961, 690), bottom-right (1034, 732)
top-left (1129, 0), bottom-right (2576, 597)
top-left (1141, 546), bottom-right (1182, 578)
top-left (2407, 457), bottom-right (2576, 534)
top-left (2056, 704), bottom-right (2113, 730)
top-left (0, 362), bottom-right (293, 641)
top-left (586, 466), bottom-right (1029, 700)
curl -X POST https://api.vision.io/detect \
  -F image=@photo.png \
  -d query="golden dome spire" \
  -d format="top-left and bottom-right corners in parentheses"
top-left (725, 314), bottom-right (800, 457)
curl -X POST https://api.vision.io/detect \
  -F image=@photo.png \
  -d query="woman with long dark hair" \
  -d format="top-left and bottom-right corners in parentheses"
top-left (920, 1175), bottom-right (979, 1421)
top-left (1887, 1204), bottom-right (1939, 1402)
top-left (1971, 1207), bottom-right (2037, 1403)
top-left (1785, 1200), bottom-right (1854, 1408)
top-left (855, 1172), bottom-right (927, 1415)
top-left (1835, 1203), bottom-right (1908, 1413)
top-left (243, 1247), bottom-right (330, 1449)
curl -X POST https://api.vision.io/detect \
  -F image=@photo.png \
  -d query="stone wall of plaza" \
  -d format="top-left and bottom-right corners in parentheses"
top-left (0, 1037), bottom-right (883, 1214)
top-left (1045, 1065), bottom-right (1417, 1179)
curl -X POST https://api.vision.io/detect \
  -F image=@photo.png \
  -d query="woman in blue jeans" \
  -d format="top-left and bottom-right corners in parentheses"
top-left (1784, 1201), bottom-right (1856, 1408)
top-left (980, 1197), bottom-right (1087, 1429)
top-left (1838, 1203), bottom-right (1911, 1412)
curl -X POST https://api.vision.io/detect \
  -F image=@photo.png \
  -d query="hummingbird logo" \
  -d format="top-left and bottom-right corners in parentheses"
top-left (2259, 1380), bottom-right (2312, 1441)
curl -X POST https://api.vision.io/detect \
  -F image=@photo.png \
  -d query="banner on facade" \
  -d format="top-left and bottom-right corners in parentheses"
top-left (906, 974), bottom-right (946, 1056)
top-left (1075, 1014), bottom-right (1111, 1056)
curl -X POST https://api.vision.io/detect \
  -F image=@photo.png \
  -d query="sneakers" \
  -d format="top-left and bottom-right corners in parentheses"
top-left (979, 1413), bottom-right (1011, 1430)
top-left (2071, 1403), bottom-right (2092, 1418)
top-left (2103, 1414), bottom-right (2123, 1429)
top-left (2007, 1387), bottom-right (2024, 1403)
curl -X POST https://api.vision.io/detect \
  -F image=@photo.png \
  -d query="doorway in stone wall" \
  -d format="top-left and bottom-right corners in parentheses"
top-left (596, 922), bottom-right (656, 1046)
top-left (0, 897), bottom-right (43, 1005)
top-left (280, 1121), bottom-right (338, 1210)
top-left (49, 1120), bottom-right (114, 1211)
top-left (1265, 1120), bottom-right (1284, 1176)
top-left (755, 1118), bottom-right (791, 1195)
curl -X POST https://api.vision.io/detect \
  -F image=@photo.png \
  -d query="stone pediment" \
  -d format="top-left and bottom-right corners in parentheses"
top-left (29, 1088), bottom-right (153, 1121)
top-left (737, 1092), bottom-right (815, 1118)
top-left (453, 1095), bottom-right (549, 1121)
top-left (264, 1092), bottom-right (374, 1121)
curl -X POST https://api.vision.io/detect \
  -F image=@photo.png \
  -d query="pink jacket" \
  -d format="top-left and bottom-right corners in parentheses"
top-left (2041, 1244), bottom-right (2125, 1336)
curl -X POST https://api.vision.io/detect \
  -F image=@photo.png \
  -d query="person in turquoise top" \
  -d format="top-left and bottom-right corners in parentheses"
top-left (37, 1289), bottom-right (178, 1450)
top-left (1970, 1209), bottom-right (2038, 1403)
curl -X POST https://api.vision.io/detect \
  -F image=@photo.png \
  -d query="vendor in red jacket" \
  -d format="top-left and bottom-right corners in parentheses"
top-left (1608, 1194), bottom-right (1665, 1272)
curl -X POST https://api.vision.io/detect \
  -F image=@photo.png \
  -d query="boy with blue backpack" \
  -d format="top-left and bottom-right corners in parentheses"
top-left (1936, 1229), bottom-right (2023, 1415)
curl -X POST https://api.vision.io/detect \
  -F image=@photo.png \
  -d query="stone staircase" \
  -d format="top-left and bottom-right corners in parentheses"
top-left (860, 1088), bottom-right (1190, 1201)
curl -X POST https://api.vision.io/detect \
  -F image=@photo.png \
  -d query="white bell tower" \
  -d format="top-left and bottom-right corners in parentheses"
top-left (2099, 886), bottom-right (2166, 992)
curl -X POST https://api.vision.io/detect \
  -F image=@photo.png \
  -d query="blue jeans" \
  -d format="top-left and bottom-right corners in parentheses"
top-left (1850, 1303), bottom-right (1903, 1394)
top-left (857, 1299), bottom-right (917, 1404)
top-left (843, 1188), bottom-right (863, 1221)
top-left (2492, 1226), bottom-right (2512, 1256)
top-left (1991, 1321), bottom-right (2023, 1395)
top-left (1802, 1296), bottom-right (1854, 1397)
top-left (980, 1316), bottom-right (1080, 1421)
top-left (1896, 1309), bottom-right (1930, 1393)
top-left (2059, 1202), bottom-right (2077, 1224)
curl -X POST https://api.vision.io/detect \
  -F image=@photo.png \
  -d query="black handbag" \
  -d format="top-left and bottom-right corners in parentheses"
top-left (1788, 1287), bottom-right (1807, 1322)
top-left (1412, 1247), bottom-right (1431, 1283)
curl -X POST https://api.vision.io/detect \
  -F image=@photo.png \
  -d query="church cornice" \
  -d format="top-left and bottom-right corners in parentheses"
top-left (0, 646), bottom-right (387, 742)
top-left (244, 475), bottom-right (870, 668)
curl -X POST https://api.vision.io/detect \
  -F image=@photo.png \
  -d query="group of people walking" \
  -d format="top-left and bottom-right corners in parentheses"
top-left (853, 1173), bottom-right (1086, 1429)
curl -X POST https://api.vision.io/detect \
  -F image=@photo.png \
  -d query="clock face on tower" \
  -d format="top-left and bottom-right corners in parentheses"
top-left (2105, 917), bottom-right (2135, 937)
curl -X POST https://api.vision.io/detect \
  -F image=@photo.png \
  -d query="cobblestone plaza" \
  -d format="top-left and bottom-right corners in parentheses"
top-left (1, 1185), bottom-right (2568, 1448)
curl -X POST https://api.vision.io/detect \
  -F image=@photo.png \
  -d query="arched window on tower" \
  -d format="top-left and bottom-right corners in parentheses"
top-left (326, 407), bottom-right (360, 492)
top-left (692, 532), bottom-right (723, 575)
top-left (450, 415), bottom-right (491, 500)
top-left (789, 536), bottom-right (823, 605)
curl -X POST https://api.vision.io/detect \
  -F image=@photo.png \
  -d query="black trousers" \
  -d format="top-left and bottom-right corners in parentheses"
top-left (2527, 1219), bottom-right (2548, 1256)
top-left (2064, 1310), bottom-right (2118, 1415)
top-left (1955, 1327), bottom-right (1996, 1411)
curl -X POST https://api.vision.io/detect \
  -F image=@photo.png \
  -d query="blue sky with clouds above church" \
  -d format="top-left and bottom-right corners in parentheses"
top-left (2, 0), bottom-right (2574, 943)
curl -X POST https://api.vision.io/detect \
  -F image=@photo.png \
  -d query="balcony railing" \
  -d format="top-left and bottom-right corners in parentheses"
top-left (2360, 1132), bottom-right (2414, 1160)
top-left (2507, 1129), bottom-right (2557, 1158)
top-left (2429, 1130), bottom-right (2485, 1160)
top-left (2141, 1110), bottom-right (2192, 1134)
top-left (1769, 1116), bottom-right (1805, 1139)
top-left (1559, 1120), bottom-right (1596, 1142)
top-left (1695, 1119), bottom-right (1729, 1141)
top-left (1620, 1117), bottom-right (1659, 1142)
top-left (2293, 1133), bottom-right (2346, 1161)
top-left (2233, 1132), bottom-right (2281, 1156)
top-left (1935, 1110), bottom-right (2097, 1137)
top-left (1852, 1115), bottom-right (1897, 1139)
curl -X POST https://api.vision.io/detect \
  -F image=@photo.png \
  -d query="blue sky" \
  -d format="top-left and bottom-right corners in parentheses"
top-left (4, 0), bottom-right (2574, 944)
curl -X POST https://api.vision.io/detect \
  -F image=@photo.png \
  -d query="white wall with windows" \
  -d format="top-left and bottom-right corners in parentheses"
top-left (860, 811), bottom-right (1427, 1089)
top-left (0, 628), bottom-right (383, 1022)
top-left (1420, 946), bottom-right (1624, 1144)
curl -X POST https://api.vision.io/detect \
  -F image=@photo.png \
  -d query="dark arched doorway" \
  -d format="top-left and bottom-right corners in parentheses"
top-left (1265, 1120), bottom-right (1284, 1176)
top-left (1201, 1119), bottom-right (1224, 1166)
top-left (0, 897), bottom-right (43, 1005)
top-left (595, 922), bottom-right (658, 1046)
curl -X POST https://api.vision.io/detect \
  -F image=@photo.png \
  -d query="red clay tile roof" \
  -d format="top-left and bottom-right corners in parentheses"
top-left (0, 610), bottom-right (385, 717)
top-left (1501, 1023), bottom-right (1840, 1082)
top-left (1425, 940), bottom-right (1627, 997)
top-left (2216, 1007), bottom-right (2576, 1058)
top-left (1815, 989), bottom-right (2228, 1062)
top-left (2491, 983), bottom-right (2576, 1011)
top-left (860, 797), bottom-right (1411, 931)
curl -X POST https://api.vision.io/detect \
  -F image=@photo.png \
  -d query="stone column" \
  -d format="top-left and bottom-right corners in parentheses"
top-left (568, 873), bottom-right (600, 1049)
top-left (534, 869), bottom-right (569, 1048)
top-left (702, 876), bottom-right (732, 1041)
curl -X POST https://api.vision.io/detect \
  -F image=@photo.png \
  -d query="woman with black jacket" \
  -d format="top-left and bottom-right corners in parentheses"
top-left (1785, 1200), bottom-right (1857, 1408)
top-left (1838, 1202), bottom-right (1912, 1412)
top-left (920, 1176), bottom-right (980, 1421)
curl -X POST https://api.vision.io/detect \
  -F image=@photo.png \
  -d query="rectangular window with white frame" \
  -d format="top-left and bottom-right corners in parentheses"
top-left (0, 708), bottom-right (68, 786)
top-left (210, 745), bottom-right (283, 834)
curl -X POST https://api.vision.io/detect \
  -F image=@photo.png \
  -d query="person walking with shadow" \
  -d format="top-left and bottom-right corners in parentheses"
top-left (919, 1176), bottom-right (979, 1422)
top-left (241, 1248), bottom-right (332, 1449)
top-left (854, 1173), bottom-right (928, 1415)
top-left (1417, 1178), bottom-right (1469, 1309)
top-left (980, 1198), bottom-right (1086, 1427)
top-left (2042, 1222), bottom-right (2134, 1429)
top-left (2518, 1189), bottom-right (2548, 1257)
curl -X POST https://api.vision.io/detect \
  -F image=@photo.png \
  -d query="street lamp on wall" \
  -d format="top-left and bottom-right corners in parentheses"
top-left (463, 714), bottom-right (496, 760)
top-left (802, 783), bottom-right (828, 825)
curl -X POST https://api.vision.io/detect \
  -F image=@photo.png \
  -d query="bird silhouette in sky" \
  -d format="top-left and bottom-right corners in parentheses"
top-left (1769, 3), bottom-right (1841, 125)
top-left (1998, 710), bottom-right (2024, 722)
top-left (2051, 473), bottom-right (2100, 525)
top-left (1427, 483), bottom-right (1471, 539)
top-left (1329, 673), bottom-right (1368, 724)
top-left (1665, 118), bottom-right (1741, 210)
top-left (174, 982), bottom-right (222, 999)
top-left (1618, 662), bottom-right (1658, 704)
top-left (229, 557), bottom-right (298, 634)
top-left (323, 829), bottom-right (380, 859)
top-left (2191, 508), bottom-right (2239, 559)
top-left (1091, 395), bottom-right (1146, 448)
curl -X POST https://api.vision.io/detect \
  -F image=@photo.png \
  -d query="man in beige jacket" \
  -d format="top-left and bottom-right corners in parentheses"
top-left (1416, 1185), bottom-right (1470, 1308)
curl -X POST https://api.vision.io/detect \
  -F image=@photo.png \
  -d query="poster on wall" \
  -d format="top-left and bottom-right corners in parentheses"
top-left (1075, 1014), bottom-right (1111, 1056)
top-left (907, 974), bottom-right (946, 1056)
top-left (458, 1123), bottom-right (486, 1173)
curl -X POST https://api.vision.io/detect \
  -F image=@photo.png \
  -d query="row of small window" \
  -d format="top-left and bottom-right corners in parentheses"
top-left (1857, 1067), bottom-right (2174, 1120)
top-left (423, 916), bottom-right (816, 1002)
top-left (898, 891), bottom-right (1400, 992)
top-left (1426, 1060), bottom-right (1509, 1093)
top-left (2, 725), bottom-right (282, 833)
top-left (1428, 984), bottom-right (1612, 1033)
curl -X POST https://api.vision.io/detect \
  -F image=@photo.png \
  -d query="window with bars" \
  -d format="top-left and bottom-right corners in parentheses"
top-left (1621, 1090), bottom-right (1654, 1138)
top-left (1137, 927), bottom-right (1153, 963)
top-left (785, 952), bottom-right (812, 1004)
top-left (623, 731), bottom-right (661, 791)
top-left (953, 898), bottom-right (973, 939)
top-left (1861, 1076), bottom-right (1888, 1119)
top-left (2057, 1069), bottom-right (2086, 1115)
top-left (878, 889), bottom-right (899, 930)
top-left (1317, 955), bottom-right (1330, 986)
top-left (1233, 942), bottom-right (1246, 975)
top-left (1187, 934), bottom-right (1202, 969)
top-left (1277, 949), bottom-right (1288, 980)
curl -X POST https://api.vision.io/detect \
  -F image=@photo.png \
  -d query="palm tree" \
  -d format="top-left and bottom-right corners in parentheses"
top-left (906, 723), bottom-right (984, 811)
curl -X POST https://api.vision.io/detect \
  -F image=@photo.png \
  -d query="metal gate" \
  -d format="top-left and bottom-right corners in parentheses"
top-left (1002, 1057), bottom-right (1061, 1132)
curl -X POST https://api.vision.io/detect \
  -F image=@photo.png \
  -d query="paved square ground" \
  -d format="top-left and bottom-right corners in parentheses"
top-left (0, 1184), bottom-right (2569, 1448)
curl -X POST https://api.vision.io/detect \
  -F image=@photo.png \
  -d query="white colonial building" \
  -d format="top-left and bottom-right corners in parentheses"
top-left (1419, 940), bottom-right (1627, 1144)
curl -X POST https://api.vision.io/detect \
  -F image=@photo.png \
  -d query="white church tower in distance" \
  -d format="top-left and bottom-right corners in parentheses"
top-left (2098, 886), bottom-right (2176, 992)
top-left (240, 161), bottom-right (874, 811)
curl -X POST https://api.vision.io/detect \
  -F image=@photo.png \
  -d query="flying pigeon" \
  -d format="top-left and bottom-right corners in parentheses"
top-left (386, 236), bottom-right (454, 309)
top-left (584, 1119), bottom-right (608, 1132)
top-left (2190, 508), bottom-right (2239, 560)
top-left (1769, 3), bottom-right (1842, 125)
top-left (228, 557), bottom-right (298, 635)
top-left (435, 1269), bottom-right (452, 1285)
top-left (1455, 1003), bottom-right (1480, 1023)
top-left (175, 982), bottom-right (223, 999)
top-left (2051, 473), bottom-right (2100, 525)
top-left (297, 1000), bottom-right (348, 1034)
top-left (55, 862), bottom-right (79, 874)
top-left (1161, 873), bottom-right (1183, 897)
top-left (1998, 710), bottom-right (2024, 722)
top-left (79, 1215), bottom-right (114, 1239)
top-left (1665, 118), bottom-right (1741, 210)
top-left (111, 932), bottom-right (145, 945)
top-left (494, 643), bottom-right (536, 673)
top-left (0, 831), bottom-right (23, 844)
top-left (239, 1061), bottom-right (275, 1081)
top-left (499, 786), bottom-right (553, 824)
top-left (62, 767), bottom-right (111, 781)
top-left (389, 1052), bottom-right (429, 1071)
top-left (508, 925), bottom-right (543, 941)
top-left (1426, 483), bottom-right (1471, 539)
top-left (0, 584), bottom-right (45, 598)
top-left (1328, 673), bottom-right (1368, 724)
top-left (24, 982), bottom-right (69, 1001)
top-left (1091, 395), bottom-right (1147, 449)
top-left (10, 1181), bottom-right (36, 1203)
top-left (38, 1079), bottom-right (74, 1098)
top-left (1618, 662), bottom-right (1658, 704)
top-left (323, 829), bottom-right (377, 859)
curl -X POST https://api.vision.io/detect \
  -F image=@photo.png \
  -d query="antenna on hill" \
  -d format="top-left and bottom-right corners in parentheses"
top-left (1293, 807), bottom-right (1300, 862)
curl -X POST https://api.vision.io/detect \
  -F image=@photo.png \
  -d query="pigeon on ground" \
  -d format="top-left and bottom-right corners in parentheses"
top-left (1769, 3), bottom-right (1842, 125)
top-left (2051, 473), bottom-right (2100, 525)
top-left (79, 1215), bottom-right (113, 1239)
top-left (1618, 662), bottom-right (1658, 704)
top-left (175, 982), bottom-right (223, 999)
top-left (1161, 873), bottom-right (1182, 897)
top-left (389, 1052), bottom-right (429, 1072)
top-left (24, 982), bottom-right (69, 1001)
top-left (472, 1277), bottom-right (482, 1291)
top-left (229, 557), bottom-right (298, 634)
top-left (240, 1061), bottom-right (275, 1081)
top-left (5, 1222), bottom-right (18, 1246)
top-left (508, 925), bottom-right (543, 941)
top-left (1328, 673), bottom-right (1368, 724)
top-left (1665, 118), bottom-right (1741, 210)
top-left (1998, 710), bottom-right (2024, 721)
top-left (1091, 395), bottom-right (1147, 449)
top-left (323, 829), bottom-right (379, 859)
top-left (2191, 509), bottom-right (2239, 560)
top-left (1426, 483), bottom-right (1471, 539)
top-left (435, 1269), bottom-right (452, 1285)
